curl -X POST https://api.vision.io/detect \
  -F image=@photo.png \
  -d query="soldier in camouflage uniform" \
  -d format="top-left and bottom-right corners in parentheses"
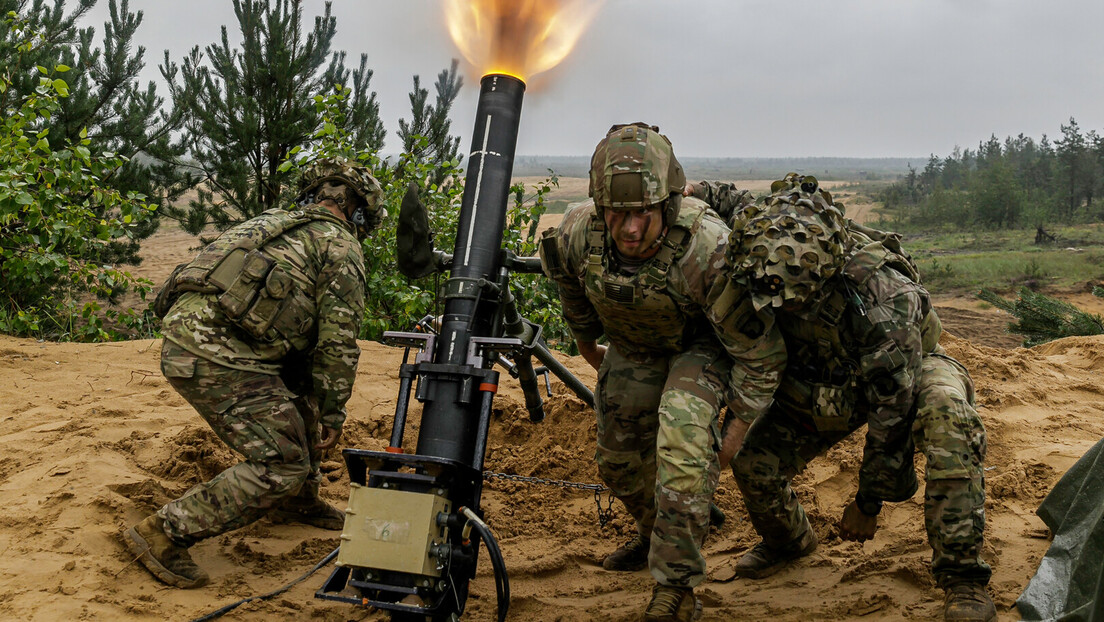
top-left (539, 124), bottom-right (783, 622)
top-left (705, 174), bottom-right (995, 622)
top-left (123, 158), bottom-right (384, 589)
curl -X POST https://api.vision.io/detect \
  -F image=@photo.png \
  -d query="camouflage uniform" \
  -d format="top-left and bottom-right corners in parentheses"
top-left (541, 195), bottom-right (783, 588)
top-left (699, 178), bottom-right (991, 588)
top-left (687, 180), bottom-right (755, 228)
top-left (156, 205), bottom-right (366, 544)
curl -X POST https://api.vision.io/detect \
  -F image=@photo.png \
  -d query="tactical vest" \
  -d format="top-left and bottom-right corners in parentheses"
top-left (774, 235), bottom-right (939, 432)
top-left (154, 207), bottom-right (349, 342)
top-left (581, 205), bottom-right (706, 360)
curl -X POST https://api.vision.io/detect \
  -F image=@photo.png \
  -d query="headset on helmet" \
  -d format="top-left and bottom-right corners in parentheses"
top-left (298, 157), bottom-right (385, 239)
top-left (588, 123), bottom-right (686, 227)
top-left (727, 173), bottom-right (851, 311)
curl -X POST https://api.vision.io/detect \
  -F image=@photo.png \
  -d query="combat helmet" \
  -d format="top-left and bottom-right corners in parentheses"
top-left (727, 173), bottom-right (851, 311)
top-left (588, 123), bottom-right (686, 227)
top-left (298, 157), bottom-right (385, 239)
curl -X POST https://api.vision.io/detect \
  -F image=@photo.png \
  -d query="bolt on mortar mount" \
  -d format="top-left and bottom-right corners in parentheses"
top-left (314, 73), bottom-right (596, 622)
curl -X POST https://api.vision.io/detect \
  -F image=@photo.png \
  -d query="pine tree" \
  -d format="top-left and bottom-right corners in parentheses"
top-left (1, 0), bottom-right (187, 264)
top-left (160, 0), bottom-right (384, 235)
top-left (1, 10), bottom-right (158, 341)
top-left (397, 58), bottom-right (463, 186)
top-left (1055, 118), bottom-right (1089, 222)
top-left (978, 287), bottom-right (1104, 347)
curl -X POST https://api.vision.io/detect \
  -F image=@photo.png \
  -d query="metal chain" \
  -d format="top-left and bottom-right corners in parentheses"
top-left (483, 470), bottom-right (616, 527)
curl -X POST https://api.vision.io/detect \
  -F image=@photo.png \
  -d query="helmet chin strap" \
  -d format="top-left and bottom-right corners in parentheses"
top-left (644, 226), bottom-right (669, 253)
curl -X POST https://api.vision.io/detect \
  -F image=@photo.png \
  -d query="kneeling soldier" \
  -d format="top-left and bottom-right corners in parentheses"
top-left (124, 159), bottom-right (384, 588)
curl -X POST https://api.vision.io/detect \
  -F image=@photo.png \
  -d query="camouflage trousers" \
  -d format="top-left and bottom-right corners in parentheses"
top-left (732, 350), bottom-right (991, 587)
top-left (156, 340), bottom-right (322, 545)
top-left (596, 337), bottom-right (730, 587)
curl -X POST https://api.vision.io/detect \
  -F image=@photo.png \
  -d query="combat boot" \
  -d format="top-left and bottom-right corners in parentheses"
top-left (733, 525), bottom-right (817, 579)
top-left (943, 582), bottom-right (997, 622)
top-left (269, 482), bottom-right (345, 531)
top-left (602, 533), bottom-right (650, 571)
top-left (643, 584), bottom-right (701, 622)
top-left (123, 515), bottom-right (209, 589)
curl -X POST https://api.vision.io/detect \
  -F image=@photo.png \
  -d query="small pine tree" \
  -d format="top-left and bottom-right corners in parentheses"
top-left (1, 11), bottom-right (157, 341)
top-left (1, 0), bottom-right (188, 264)
top-left (397, 58), bottom-right (463, 186)
top-left (161, 0), bottom-right (384, 235)
top-left (978, 287), bottom-right (1104, 347)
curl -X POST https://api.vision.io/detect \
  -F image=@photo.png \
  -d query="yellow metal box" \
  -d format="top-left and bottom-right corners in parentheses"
top-left (336, 484), bottom-right (450, 577)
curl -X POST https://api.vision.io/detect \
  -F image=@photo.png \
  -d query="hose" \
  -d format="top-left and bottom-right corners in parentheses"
top-left (461, 507), bottom-right (510, 622)
top-left (188, 547), bottom-right (339, 622)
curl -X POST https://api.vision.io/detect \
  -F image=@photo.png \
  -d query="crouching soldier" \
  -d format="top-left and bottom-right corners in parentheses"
top-left (713, 175), bottom-right (995, 622)
top-left (124, 158), bottom-right (384, 588)
top-left (539, 123), bottom-right (786, 621)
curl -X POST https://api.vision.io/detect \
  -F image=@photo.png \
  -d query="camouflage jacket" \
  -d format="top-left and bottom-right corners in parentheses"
top-left (540, 198), bottom-right (787, 413)
top-left (738, 262), bottom-right (929, 502)
top-left (688, 180), bottom-right (756, 228)
top-left (162, 205), bottom-right (366, 429)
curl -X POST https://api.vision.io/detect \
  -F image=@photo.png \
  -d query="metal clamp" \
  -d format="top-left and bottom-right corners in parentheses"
top-left (383, 331), bottom-right (436, 364)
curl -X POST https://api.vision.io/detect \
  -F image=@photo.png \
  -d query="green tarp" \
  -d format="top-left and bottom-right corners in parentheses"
top-left (1017, 437), bottom-right (1104, 621)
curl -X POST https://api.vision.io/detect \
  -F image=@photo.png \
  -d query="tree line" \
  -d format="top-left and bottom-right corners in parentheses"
top-left (879, 118), bottom-right (1104, 230)
top-left (1, 0), bottom-right (564, 343)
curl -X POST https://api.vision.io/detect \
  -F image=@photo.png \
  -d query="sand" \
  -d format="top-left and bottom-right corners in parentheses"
top-left (2, 200), bottom-right (1101, 620)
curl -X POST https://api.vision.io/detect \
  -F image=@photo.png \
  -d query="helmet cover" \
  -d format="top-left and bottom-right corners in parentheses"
top-left (298, 157), bottom-right (385, 238)
top-left (727, 173), bottom-right (851, 311)
top-left (588, 123), bottom-right (686, 226)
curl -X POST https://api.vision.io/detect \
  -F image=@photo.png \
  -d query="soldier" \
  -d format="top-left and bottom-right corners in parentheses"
top-left (123, 158), bottom-right (384, 588)
top-left (539, 123), bottom-right (782, 622)
top-left (710, 175), bottom-right (995, 622)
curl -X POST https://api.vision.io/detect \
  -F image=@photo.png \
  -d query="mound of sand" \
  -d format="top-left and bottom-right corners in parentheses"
top-left (1, 324), bottom-right (1101, 621)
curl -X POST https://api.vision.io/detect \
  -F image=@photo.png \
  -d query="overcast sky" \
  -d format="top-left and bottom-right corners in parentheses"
top-left (84, 0), bottom-right (1104, 159)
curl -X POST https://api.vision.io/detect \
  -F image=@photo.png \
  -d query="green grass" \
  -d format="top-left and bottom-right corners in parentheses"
top-left (902, 224), bottom-right (1104, 255)
top-left (916, 248), bottom-right (1104, 292)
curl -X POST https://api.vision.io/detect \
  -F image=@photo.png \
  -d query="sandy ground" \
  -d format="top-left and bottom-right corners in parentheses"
top-left (2, 183), bottom-right (1100, 621)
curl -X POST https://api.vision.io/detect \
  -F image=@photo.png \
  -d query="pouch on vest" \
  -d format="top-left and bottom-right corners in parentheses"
top-left (237, 267), bottom-right (294, 340)
top-left (271, 287), bottom-right (316, 346)
top-left (217, 249), bottom-right (275, 321)
top-left (810, 382), bottom-right (853, 432)
top-left (539, 227), bottom-right (566, 281)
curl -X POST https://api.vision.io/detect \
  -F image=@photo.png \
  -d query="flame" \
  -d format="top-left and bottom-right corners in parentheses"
top-left (445, 0), bottom-right (602, 81)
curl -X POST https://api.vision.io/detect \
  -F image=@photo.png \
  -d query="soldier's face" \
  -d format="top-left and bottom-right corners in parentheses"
top-left (604, 204), bottom-right (665, 259)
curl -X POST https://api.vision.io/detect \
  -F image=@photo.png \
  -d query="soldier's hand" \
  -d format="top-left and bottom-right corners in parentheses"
top-left (718, 417), bottom-right (750, 467)
top-left (576, 340), bottom-right (607, 372)
top-left (683, 181), bottom-right (696, 197)
top-left (838, 501), bottom-right (878, 542)
top-left (317, 425), bottom-right (342, 450)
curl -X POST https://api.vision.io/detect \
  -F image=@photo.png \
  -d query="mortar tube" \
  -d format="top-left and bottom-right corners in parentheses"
top-left (416, 74), bottom-right (526, 464)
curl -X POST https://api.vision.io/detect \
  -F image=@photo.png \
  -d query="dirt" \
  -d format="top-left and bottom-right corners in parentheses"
top-left (0, 180), bottom-right (1096, 621)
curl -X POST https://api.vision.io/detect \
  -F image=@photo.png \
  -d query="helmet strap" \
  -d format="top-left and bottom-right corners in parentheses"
top-left (644, 226), bottom-right (669, 253)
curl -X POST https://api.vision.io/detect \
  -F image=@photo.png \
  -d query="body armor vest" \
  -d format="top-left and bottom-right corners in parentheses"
top-left (582, 205), bottom-right (705, 360)
top-left (154, 207), bottom-right (349, 341)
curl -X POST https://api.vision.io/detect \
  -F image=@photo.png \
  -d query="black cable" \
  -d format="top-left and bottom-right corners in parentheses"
top-left (188, 547), bottom-right (339, 622)
top-left (469, 520), bottom-right (509, 622)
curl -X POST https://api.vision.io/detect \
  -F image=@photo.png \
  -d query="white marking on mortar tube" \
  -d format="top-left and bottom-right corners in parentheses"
top-left (464, 114), bottom-right (493, 264)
